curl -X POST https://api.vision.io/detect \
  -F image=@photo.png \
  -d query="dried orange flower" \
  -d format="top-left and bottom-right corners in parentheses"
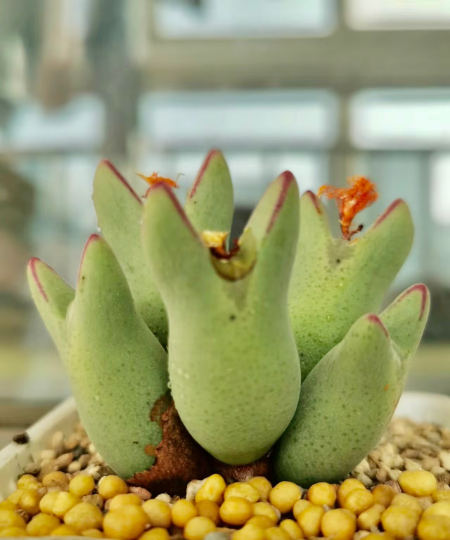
top-left (318, 176), bottom-right (378, 240)
top-left (136, 172), bottom-right (180, 192)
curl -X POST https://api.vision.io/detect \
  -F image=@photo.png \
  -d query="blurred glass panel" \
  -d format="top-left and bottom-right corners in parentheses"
top-left (138, 90), bottom-right (338, 149)
top-left (350, 89), bottom-right (450, 149)
top-left (429, 154), bottom-right (450, 287)
top-left (0, 95), bottom-right (104, 152)
top-left (347, 0), bottom-right (450, 30)
top-left (153, 0), bottom-right (336, 39)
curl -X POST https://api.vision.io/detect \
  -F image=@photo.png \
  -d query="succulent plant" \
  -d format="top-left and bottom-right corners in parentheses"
top-left (289, 184), bottom-right (414, 380)
top-left (142, 172), bottom-right (301, 465)
top-left (28, 151), bottom-right (430, 489)
top-left (92, 150), bottom-right (234, 347)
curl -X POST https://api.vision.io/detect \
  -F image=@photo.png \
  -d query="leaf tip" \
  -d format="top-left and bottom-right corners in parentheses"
top-left (28, 257), bottom-right (48, 302)
top-left (304, 190), bottom-right (322, 214)
top-left (97, 159), bottom-right (142, 205)
top-left (373, 199), bottom-right (406, 228)
top-left (266, 171), bottom-right (297, 233)
top-left (366, 313), bottom-right (389, 337)
top-left (398, 283), bottom-right (430, 320)
top-left (188, 149), bottom-right (222, 199)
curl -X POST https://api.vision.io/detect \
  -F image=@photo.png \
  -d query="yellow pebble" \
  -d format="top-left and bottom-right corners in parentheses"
top-left (225, 483), bottom-right (260, 504)
top-left (232, 523), bottom-right (265, 540)
top-left (307, 482), bottom-right (336, 508)
top-left (19, 490), bottom-right (43, 516)
top-left (17, 475), bottom-right (41, 491)
top-left (363, 534), bottom-right (395, 540)
top-left (372, 484), bottom-right (395, 507)
top-left (39, 492), bottom-right (59, 515)
top-left (357, 503), bottom-right (385, 530)
top-left (64, 502), bottom-right (104, 532)
top-left (172, 499), bottom-right (197, 528)
top-left (195, 475), bottom-right (226, 505)
top-left (0, 504), bottom-right (16, 513)
top-left (297, 505), bottom-right (324, 538)
top-left (109, 494), bottom-right (142, 512)
top-left (264, 526), bottom-right (291, 540)
top-left (220, 497), bottom-right (253, 526)
top-left (269, 482), bottom-right (302, 514)
top-left (247, 515), bottom-right (276, 529)
top-left (103, 505), bottom-right (149, 540)
top-left (82, 529), bottom-right (104, 538)
top-left (253, 502), bottom-right (280, 523)
top-left (424, 501), bottom-right (450, 519)
top-left (98, 476), bottom-right (128, 500)
top-left (337, 479), bottom-right (366, 507)
top-left (69, 474), bottom-right (95, 497)
top-left (391, 493), bottom-right (423, 515)
top-left (292, 500), bottom-right (311, 521)
top-left (399, 470), bottom-right (438, 497)
top-left (433, 490), bottom-right (450, 503)
top-left (417, 514), bottom-right (450, 540)
top-left (142, 499), bottom-right (172, 528)
top-left (0, 510), bottom-right (26, 530)
top-left (0, 526), bottom-right (28, 537)
top-left (26, 513), bottom-right (61, 536)
top-left (7, 491), bottom-right (24, 505)
top-left (342, 488), bottom-right (374, 515)
top-left (321, 508), bottom-right (356, 540)
top-left (42, 472), bottom-right (68, 489)
top-left (195, 500), bottom-right (219, 525)
top-left (139, 528), bottom-right (170, 540)
top-left (249, 477), bottom-right (272, 502)
top-left (52, 491), bottom-right (81, 518)
top-left (381, 505), bottom-right (420, 538)
top-left (50, 524), bottom-right (78, 536)
top-left (184, 516), bottom-right (216, 540)
top-left (279, 519), bottom-right (303, 540)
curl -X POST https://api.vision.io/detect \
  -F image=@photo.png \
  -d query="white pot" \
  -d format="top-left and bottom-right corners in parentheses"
top-left (1, 391), bottom-right (450, 501)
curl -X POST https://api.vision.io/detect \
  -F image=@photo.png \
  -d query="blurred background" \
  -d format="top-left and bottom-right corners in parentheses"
top-left (1, 0), bottom-right (450, 444)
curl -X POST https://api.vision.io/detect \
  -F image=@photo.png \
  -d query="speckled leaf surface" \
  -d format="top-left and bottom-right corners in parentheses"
top-left (93, 160), bottom-right (168, 346)
top-left (142, 173), bottom-right (301, 465)
top-left (27, 258), bottom-right (74, 353)
top-left (93, 152), bottom-right (234, 347)
top-left (289, 192), bottom-right (414, 380)
top-left (29, 235), bottom-right (169, 479)
top-left (274, 284), bottom-right (430, 486)
top-left (185, 149), bottom-right (234, 234)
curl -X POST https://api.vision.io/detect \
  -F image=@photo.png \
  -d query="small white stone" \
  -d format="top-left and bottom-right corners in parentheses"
top-left (404, 458), bottom-right (422, 471)
top-left (68, 461), bottom-right (81, 473)
top-left (40, 449), bottom-right (56, 461)
top-left (155, 493), bottom-right (173, 506)
top-left (388, 469), bottom-right (402, 481)
top-left (354, 458), bottom-right (370, 474)
top-left (439, 451), bottom-right (450, 471)
top-left (186, 479), bottom-right (205, 501)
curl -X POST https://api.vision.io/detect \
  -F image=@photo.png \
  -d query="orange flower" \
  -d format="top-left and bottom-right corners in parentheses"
top-left (136, 172), bottom-right (180, 192)
top-left (318, 176), bottom-right (378, 240)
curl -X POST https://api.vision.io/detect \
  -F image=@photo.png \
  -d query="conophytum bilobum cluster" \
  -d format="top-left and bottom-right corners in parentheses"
top-left (29, 150), bottom-right (430, 485)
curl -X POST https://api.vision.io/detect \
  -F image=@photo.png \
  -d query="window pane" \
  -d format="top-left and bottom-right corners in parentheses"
top-left (0, 95), bottom-right (104, 152)
top-left (153, 0), bottom-right (336, 39)
top-left (347, 0), bottom-right (450, 30)
top-left (431, 155), bottom-right (450, 226)
top-left (350, 89), bottom-right (450, 149)
top-left (139, 90), bottom-right (338, 149)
